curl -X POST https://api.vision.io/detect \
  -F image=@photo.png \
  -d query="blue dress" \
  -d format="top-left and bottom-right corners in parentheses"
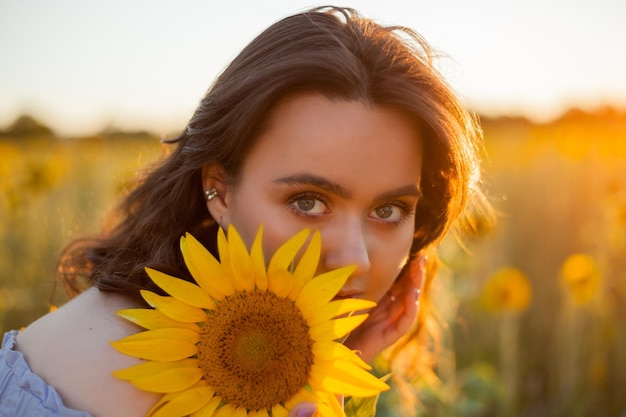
top-left (0, 330), bottom-right (91, 416)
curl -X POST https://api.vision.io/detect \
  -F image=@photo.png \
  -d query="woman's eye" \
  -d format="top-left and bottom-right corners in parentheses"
top-left (370, 204), bottom-right (406, 223)
top-left (289, 195), bottom-right (329, 216)
top-left (296, 198), bottom-right (316, 211)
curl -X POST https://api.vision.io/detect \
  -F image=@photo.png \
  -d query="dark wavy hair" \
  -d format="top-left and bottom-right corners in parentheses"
top-left (57, 5), bottom-right (487, 384)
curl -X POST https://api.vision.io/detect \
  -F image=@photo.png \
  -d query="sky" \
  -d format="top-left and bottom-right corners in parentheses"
top-left (1, 0), bottom-right (625, 136)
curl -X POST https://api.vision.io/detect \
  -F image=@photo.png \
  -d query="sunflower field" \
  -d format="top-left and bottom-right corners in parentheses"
top-left (1, 108), bottom-right (625, 416)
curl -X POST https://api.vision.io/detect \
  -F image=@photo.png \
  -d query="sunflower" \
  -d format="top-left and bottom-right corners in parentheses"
top-left (481, 267), bottom-right (532, 313)
top-left (560, 253), bottom-right (601, 306)
top-left (111, 225), bottom-right (389, 417)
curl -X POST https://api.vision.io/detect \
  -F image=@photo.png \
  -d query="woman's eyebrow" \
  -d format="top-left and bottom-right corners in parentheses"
top-left (274, 173), bottom-right (422, 200)
top-left (274, 173), bottom-right (351, 198)
top-left (374, 185), bottom-right (423, 201)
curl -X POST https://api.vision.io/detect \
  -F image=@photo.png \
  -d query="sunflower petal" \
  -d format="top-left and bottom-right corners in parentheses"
top-left (148, 391), bottom-right (178, 417)
top-left (130, 366), bottom-right (204, 393)
top-left (227, 225), bottom-right (255, 292)
top-left (316, 391), bottom-right (346, 417)
top-left (268, 229), bottom-right (309, 275)
top-left (182, 233), bottom-right (235, 298)
top-left (309, 314), bottom-right (369, 341)
top-left (284, 388), bottom-right (318, 410)
top-left (255, 408), bottom-right (270, 417)
top-left (233, 407), bottom-right (248, 417)
top-left (267, 268), bottom-right (294, 299)
top-left (217, 227), bottom-right (233, 277)
top-left (310, 359), bottom-right (389, 397)
top-left (146, 268), bottom-right (216, 309)
top-left (141, 290), bottom-right (207, 323)
top-left (289, 231), bottom-right (321, 299)
top-left (112, 358), bottom-right (198, 380)
top-left (116, 309), bottom-right (200, 331)
top-left (149, 384), bottom-right (215, 417)
top-left (214, 404), bottom-right (237, 417)
top-left (296, 266), bottom-right (356, 319)
top-left (251, 225), bottom-right (267, 291)
top-left (313, 341), bottom-right (371, 371)
top-left (328, 358), bottom-right (389, 392)
top-left (115, 327), bottom-right (199, 343)
top-left (308, 298), bottom-right (376, 326)
top-left (191, 396), bottom-right (221, 417)
top-left (111, 336), bottom-right (197, 361)
top-left (271, 403), bottom-right (289, 417)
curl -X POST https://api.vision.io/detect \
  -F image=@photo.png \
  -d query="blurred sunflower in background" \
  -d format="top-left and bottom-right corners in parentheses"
top-left (560, 253), bottom-right (601, 306)
top-left (111, 225), bottom-right (388, 417)
top-left (481, 267), bottom-right (532, 314)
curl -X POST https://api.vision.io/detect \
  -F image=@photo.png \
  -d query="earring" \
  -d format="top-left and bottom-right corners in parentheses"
top-left (204, 188), bottom-right (218, 201)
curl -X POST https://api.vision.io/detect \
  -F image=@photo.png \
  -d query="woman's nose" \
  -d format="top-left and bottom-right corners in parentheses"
top-left (321, 218), bottom-right (371, 278)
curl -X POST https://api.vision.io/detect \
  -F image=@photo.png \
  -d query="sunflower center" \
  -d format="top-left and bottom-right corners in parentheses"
top-left (198, 291), bottom-right (314, 411)
top-left (234, 329), bottom-right (272, 370)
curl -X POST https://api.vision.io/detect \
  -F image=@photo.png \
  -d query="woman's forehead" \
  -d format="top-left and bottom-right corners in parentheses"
top-left (240, 93), bottom-right (423, 192)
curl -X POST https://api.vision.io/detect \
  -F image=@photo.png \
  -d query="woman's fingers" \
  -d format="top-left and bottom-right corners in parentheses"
top-left (288, 402), bottom-right (317, 417)
top-left (394, 285), bottom-right (420, 335)
top-left (391, 255), bottom-right (424, 333)
top-left (342, 255), bottom-right (425, 362)
top-left (388, 254), bottom-right (425, 301)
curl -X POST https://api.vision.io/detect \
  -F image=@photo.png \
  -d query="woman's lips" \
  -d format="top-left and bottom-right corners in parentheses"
top-left (333, 292), bottom-right (362, 301)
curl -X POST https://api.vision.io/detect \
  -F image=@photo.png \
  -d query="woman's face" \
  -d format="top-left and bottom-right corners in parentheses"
top-left (206, 93), bottom-right (423, 304)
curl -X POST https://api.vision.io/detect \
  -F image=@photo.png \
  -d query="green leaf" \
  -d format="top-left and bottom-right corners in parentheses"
top-left (345, 393), bottom-right (381, 417)
top-left (345, 373), bottom-right (391, 417)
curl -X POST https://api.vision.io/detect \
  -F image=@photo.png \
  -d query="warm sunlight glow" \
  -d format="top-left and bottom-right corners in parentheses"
top-left (1, 0), bottom-right (625, 135)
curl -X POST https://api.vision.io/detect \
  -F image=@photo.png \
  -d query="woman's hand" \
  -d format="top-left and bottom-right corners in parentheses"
top-left (286, 257), bottom-right (424, 417)
top-left (343, 255), bottom-right (425, 363)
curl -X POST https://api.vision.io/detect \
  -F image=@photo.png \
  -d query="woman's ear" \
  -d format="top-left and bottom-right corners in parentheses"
top-left (201, 164), bottom-right (232, 229)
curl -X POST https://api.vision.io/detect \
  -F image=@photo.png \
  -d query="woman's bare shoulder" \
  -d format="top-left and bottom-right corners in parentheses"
top-left (16, 287), bottom-right (160, 417)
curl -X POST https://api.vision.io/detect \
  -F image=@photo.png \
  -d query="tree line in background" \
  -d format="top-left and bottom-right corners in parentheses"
top-left (2, 105), bottom-right (626, 141)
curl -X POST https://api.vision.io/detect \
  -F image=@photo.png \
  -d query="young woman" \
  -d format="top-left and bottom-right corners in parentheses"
top-left (1, 6), bottom-right (486, 417)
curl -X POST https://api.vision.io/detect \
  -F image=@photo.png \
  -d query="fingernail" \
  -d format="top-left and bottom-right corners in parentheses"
top-left (294, 404), bottom-right (318, 417)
